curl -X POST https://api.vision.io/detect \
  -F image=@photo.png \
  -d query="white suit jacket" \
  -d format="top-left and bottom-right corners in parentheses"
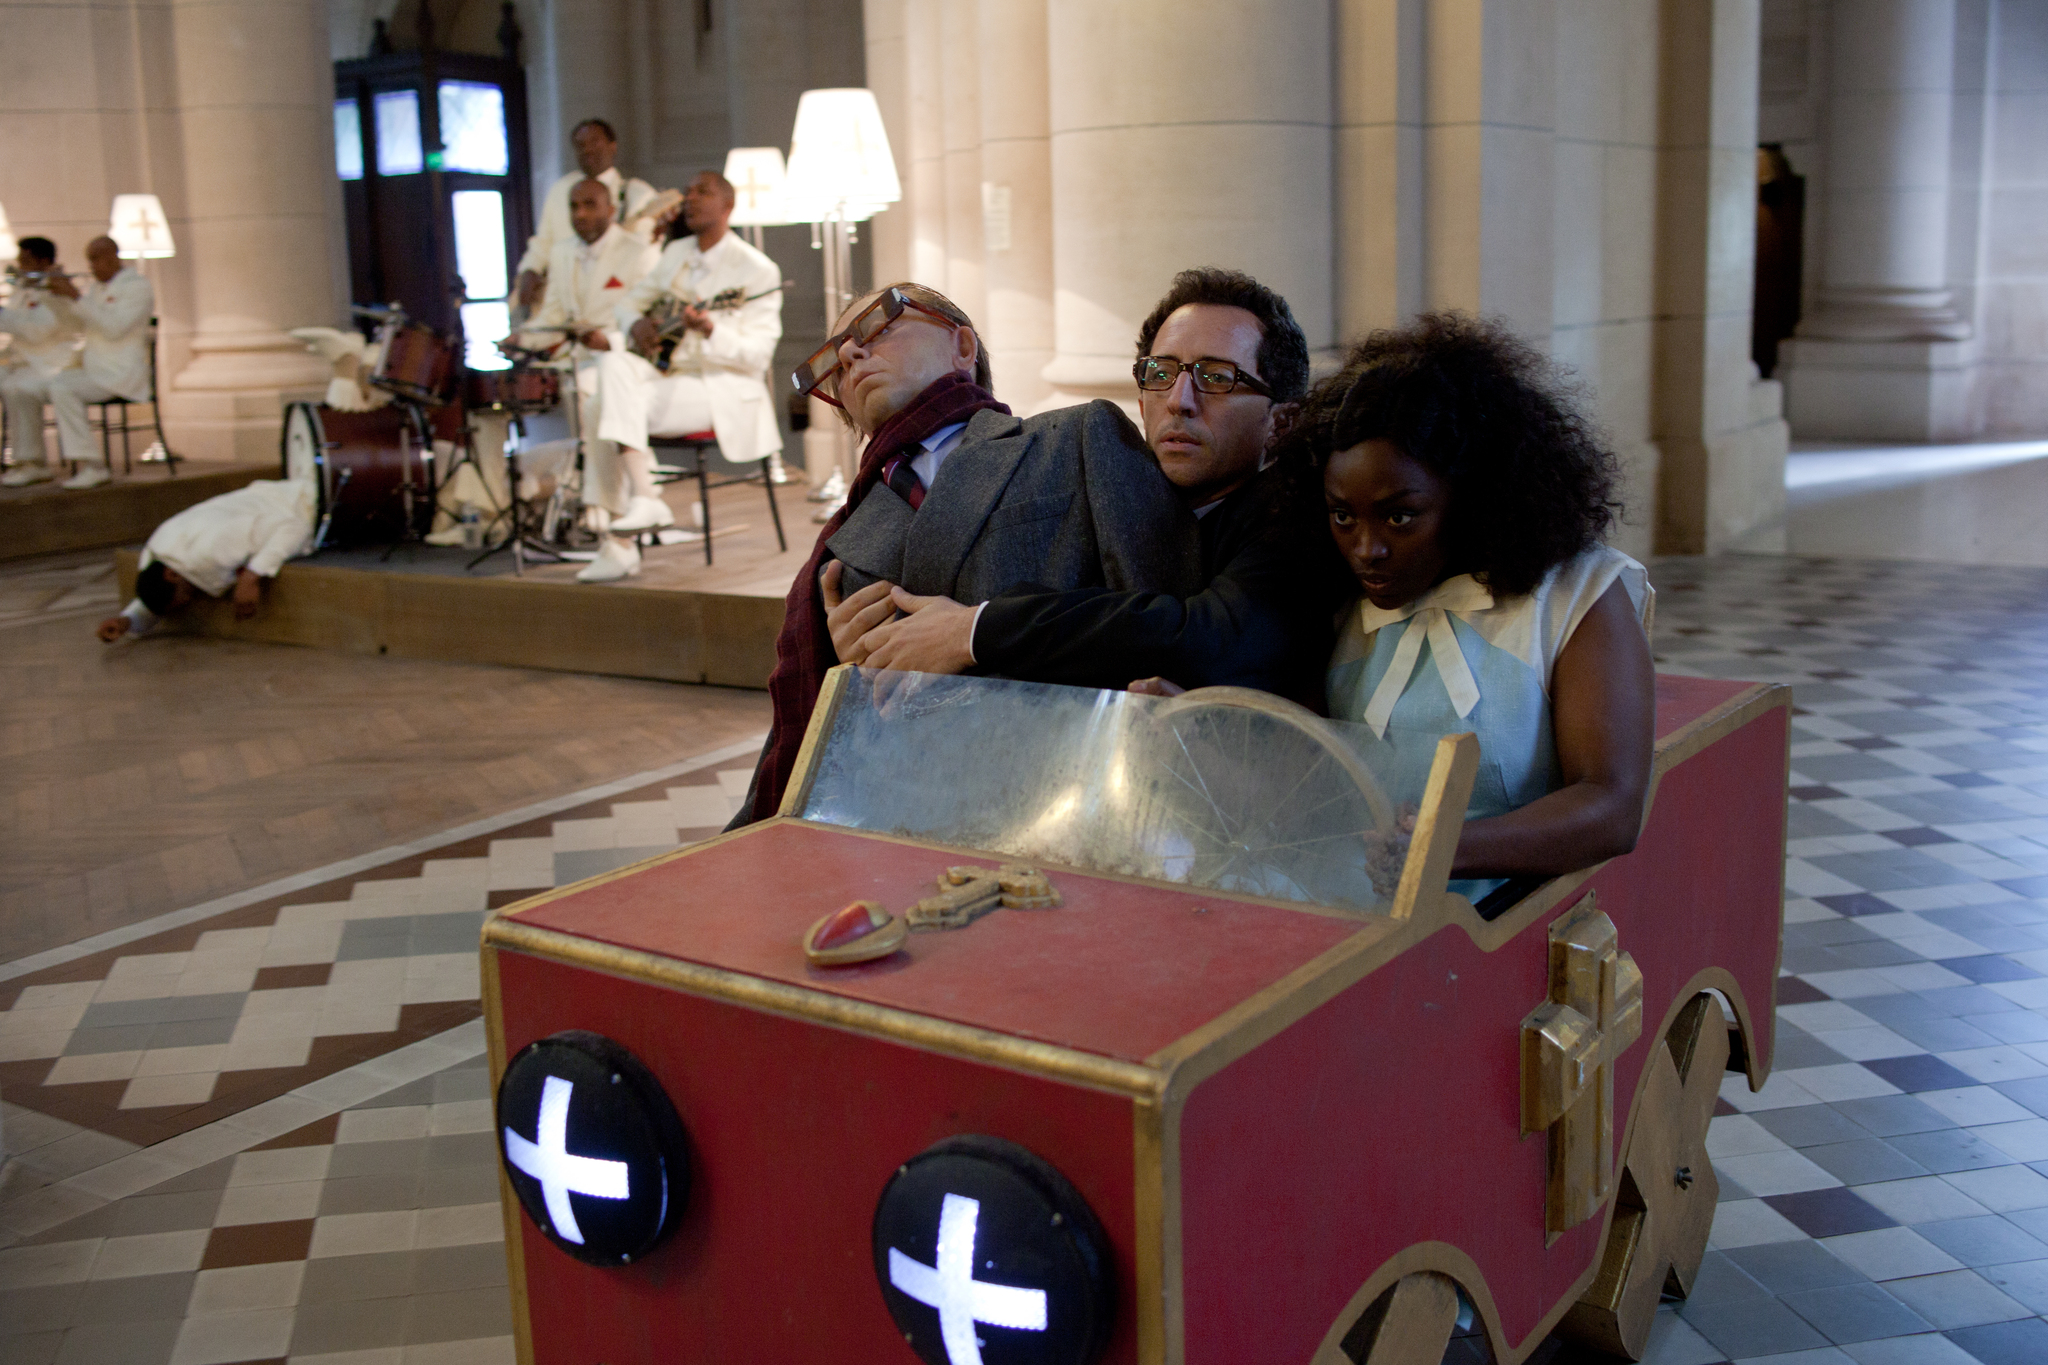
top-left (516, 167), bottom-right (660, 278)
top-left (615, 232), bottom-right (784, 462)
top-left (139, 479), bottom-right (317, 597)
top-left (517, 225), bottom-right (657, 353)
top-left (0, 287), bottom-right (82, 378)
top-left (72, 267), bottom-right (156, 401)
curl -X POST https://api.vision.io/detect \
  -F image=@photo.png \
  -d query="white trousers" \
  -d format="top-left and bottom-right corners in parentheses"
top-left (50, 371), bottom-right (123, 467)
top-left (1, 368), bottom-right (54, 465)
top-left (589, 350), bottom-right (714, 515)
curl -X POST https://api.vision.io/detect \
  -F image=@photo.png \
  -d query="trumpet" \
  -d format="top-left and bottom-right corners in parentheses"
top-left (4, 266), bottom-right (84, 288)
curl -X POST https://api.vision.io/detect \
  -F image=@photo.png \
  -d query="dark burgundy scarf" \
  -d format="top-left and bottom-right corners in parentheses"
top-left (744, 372), bottom-right (1011, 823)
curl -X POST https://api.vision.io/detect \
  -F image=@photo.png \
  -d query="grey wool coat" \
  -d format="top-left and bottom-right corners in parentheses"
top-left (826, 400), bottom-right (1204, 610)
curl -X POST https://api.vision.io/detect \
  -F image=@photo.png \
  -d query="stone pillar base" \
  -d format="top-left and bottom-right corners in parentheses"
top-left (161, 385), bottom-right (326, 466)
top-left (1779, 337), bottom-right (1977, 441)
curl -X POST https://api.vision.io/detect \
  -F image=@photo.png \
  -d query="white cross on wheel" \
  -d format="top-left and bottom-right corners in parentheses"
top-left (888, 1192), bottom-right (1048, 1365)
top-left (503, 1075), bottom-right (630, 1245)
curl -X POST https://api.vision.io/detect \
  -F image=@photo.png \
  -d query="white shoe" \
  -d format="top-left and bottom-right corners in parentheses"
top-left (811, 497), bottom-right (845, 524)
top-left (610, 494), bottom-right (675, 534)
top-left (1, 464), bottom-right (53, 487)
top-left (808, 469), bottom-right (846, 502)
top-left (61, 465), bottom-right (112, 490)
top-left (423, 527), bottom-right (467, 547)
top-left (575, 538), bottom-right (641, 583)
top-left (766, 454), bottom-right (790, 485)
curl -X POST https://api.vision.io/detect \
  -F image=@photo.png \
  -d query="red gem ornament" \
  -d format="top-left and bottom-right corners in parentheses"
top-left (803, 900), bottom-right (907, 967)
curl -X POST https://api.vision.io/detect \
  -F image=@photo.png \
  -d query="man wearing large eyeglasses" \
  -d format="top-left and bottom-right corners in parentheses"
top-left (841, 268), bottom-right (1351, 710)
top-left (731, 281), bottom-right (1202, 826)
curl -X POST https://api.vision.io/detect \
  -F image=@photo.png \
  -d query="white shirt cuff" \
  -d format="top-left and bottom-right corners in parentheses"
top-left (121, 598), bottom-right (159, 636)
top-left (967, 601), bottom-right (988, 666)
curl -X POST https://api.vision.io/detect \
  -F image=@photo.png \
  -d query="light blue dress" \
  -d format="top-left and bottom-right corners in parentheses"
top-left (1325, 545), bottom-right (1653, 902)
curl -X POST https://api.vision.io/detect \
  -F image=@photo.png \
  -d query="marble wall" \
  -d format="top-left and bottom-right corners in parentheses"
top-left (0, 0), bottom-right (339, 463)
top-left (865, 0), bottom-right (1789, 557)
top-left (1763, 0), bottom-right (2048, 438)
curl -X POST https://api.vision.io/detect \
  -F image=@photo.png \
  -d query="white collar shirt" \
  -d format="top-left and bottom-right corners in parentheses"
top-left (0, 285), bottom-right (82, 377)
top-left (73, 266), bottom-right (156, 400)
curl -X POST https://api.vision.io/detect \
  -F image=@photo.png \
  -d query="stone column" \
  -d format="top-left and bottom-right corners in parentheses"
top-left (976, 0), bottom-right (1054, 411)
top-left (939, 3), bottom-right (987, 329)
top-left (162, 0), bottom-right (338, 462)
top-left (1041, 0), bottom-right (1334, 408)
top-left (903, 0), bottom-right (950, 287)
top-left (1779, 0), bottom-right (1974, 439)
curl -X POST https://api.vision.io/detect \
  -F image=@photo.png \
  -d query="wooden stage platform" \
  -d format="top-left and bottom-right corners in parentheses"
top-left (113, 480), bottom-right (817, 690)
top-left (1, 459), bottom-right (272, 562)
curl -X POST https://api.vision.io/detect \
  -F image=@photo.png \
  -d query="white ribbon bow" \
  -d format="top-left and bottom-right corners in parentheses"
top-left (1354, 576), bottom-right (1494, 739)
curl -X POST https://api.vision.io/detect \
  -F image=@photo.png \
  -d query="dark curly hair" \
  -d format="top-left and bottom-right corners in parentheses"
top-left (1134, 267), bottom-right (1310, 403)
top-left (1283, 312), bottom-right (1621, 598)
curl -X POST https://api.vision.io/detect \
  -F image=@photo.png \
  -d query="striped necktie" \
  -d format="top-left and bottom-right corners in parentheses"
top-left (882, 455), bottom-right (926, 511)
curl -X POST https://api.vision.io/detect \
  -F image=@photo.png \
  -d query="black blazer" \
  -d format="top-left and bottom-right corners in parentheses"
top-left (972, 461), bottom-right (1353, 710)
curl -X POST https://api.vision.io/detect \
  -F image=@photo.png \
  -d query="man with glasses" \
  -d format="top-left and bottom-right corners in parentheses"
top-left (732, 281), bottom-right (1201, 824)
top-left (844, 268), bottom-right (1351, 709)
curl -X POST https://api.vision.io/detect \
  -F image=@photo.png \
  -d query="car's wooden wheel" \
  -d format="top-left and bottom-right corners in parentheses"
top-left (1557, 992), bottom-right (1729, 1358)
top-left (1337, 1271), bottom-right (1462, 1365)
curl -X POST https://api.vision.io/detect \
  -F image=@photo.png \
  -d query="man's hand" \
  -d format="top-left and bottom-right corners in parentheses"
top-left (516, 270), bottom-right (545, 309)
top-left (681, 304), bottom-right (714, 337)
top-left (629, 316), bottom-right (659, 355)
top-left (580, 329), bottom-right (611, 351)
top-left (1127, 677), bottom-right (1187, 698)
top-left (97, 615), bottom-right (130, 643)
top-left (819, 560), bottom-right (898, 665)
top-left (46, 272), bottom-right (80, 300)
top-left (858, 589), bottom-right (977, 675)
top-left (232, 568), bottom-right (263, 620)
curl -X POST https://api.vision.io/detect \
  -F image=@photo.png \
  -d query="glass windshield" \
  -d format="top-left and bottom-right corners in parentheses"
top-left (794, 671), bottom-right (1421, 915)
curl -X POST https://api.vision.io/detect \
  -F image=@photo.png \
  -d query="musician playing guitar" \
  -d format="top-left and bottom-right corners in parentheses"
top-left (581, 170), bottom-right (786, 583)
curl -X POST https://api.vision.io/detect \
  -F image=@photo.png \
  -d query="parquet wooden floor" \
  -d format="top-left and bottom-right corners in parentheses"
top-left (0, 574), bottom-right (770, 963)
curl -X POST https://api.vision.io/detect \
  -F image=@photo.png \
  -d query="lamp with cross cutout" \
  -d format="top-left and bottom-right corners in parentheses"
top-left (1521, 896), bottom-right (1643, 1235)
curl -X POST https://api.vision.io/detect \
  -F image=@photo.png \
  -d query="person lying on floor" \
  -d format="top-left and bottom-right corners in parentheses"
top-left (97, 478), bottom-right (316, 641)
top-left (1142, 312), bottom-right (1655, 900)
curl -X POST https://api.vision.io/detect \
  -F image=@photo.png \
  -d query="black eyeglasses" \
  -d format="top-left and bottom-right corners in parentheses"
top-left (790, 287), bottom-right (958, 407)
top-left (1133, 356), bottom-right (1272, 398)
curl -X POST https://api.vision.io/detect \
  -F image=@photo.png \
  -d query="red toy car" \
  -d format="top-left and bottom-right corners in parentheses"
top-left (483, 665), bottom-right (1789, 1364)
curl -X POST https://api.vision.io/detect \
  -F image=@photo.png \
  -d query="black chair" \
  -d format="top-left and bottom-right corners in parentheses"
top-left (88, 318), bottom-right (178, 476)
top-left (645, 429), bottom-right (787, 566)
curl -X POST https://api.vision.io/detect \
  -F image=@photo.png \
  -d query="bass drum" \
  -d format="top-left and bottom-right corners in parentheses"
top-left (278, 402), bottom-right (434, 548)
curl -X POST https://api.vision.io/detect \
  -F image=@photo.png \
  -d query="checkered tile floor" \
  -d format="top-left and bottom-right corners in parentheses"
top-left (0, 739), bottom-right (762, 1364)
top-left (6, 553), bottom-right (2048, 1364)
top-left (1636, 556), bottom-right (2048, 1365)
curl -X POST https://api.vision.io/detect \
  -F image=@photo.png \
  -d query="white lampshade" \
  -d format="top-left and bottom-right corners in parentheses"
top-left (782, 88), bottom-right (900, 224)
top-left (723, 147), bottom-right (791, 227)
top-left (110, 193), bottom-right (176, 259)
top-left (0, 199), bottom-right (16, 260)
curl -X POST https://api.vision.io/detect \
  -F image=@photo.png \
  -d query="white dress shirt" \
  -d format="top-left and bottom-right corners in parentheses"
top-left (516, 166), bottom-right (660, 278)
top-left (71, 266), bottom-right (156, 401)
top-left (0, 284), bottom-right (82, 377)
top-left (518, 224), bottom-right (658, 352)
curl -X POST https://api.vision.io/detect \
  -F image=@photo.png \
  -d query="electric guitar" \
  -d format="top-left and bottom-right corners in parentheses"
top-left (631, 281), bottom-right (789, 373)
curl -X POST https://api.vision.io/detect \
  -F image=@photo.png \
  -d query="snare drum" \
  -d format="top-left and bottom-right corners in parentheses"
top-left (371, 318), bottom-right (460, 405)
top-left (465, 365), bottom-right (560, 415)
top-left (280, 402), bottom-right (436, 547)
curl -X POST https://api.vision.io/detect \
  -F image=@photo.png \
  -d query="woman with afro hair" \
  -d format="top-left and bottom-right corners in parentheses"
top-left (1293, 312), bottom-right (1655, 899)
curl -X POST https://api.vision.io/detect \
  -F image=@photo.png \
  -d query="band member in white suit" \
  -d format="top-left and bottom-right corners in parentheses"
top-left (96, 478), bottom-right (316, 640)
top-left (0, 236), bottom-right (86, 487)
top-left (433, 178), bottom-right (658, 539)
top-left (579, 170), bottom-right (783, 583)
top-left (513, 119), bottom-right (661, 314)
top-left (36, 236), bottom-right (155, 489)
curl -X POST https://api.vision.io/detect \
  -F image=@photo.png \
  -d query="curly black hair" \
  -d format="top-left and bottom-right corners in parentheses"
top-left (1283, 312), bottom-right (1622, 598)
top-left (1134, 268), bottom-right (1310, 403)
